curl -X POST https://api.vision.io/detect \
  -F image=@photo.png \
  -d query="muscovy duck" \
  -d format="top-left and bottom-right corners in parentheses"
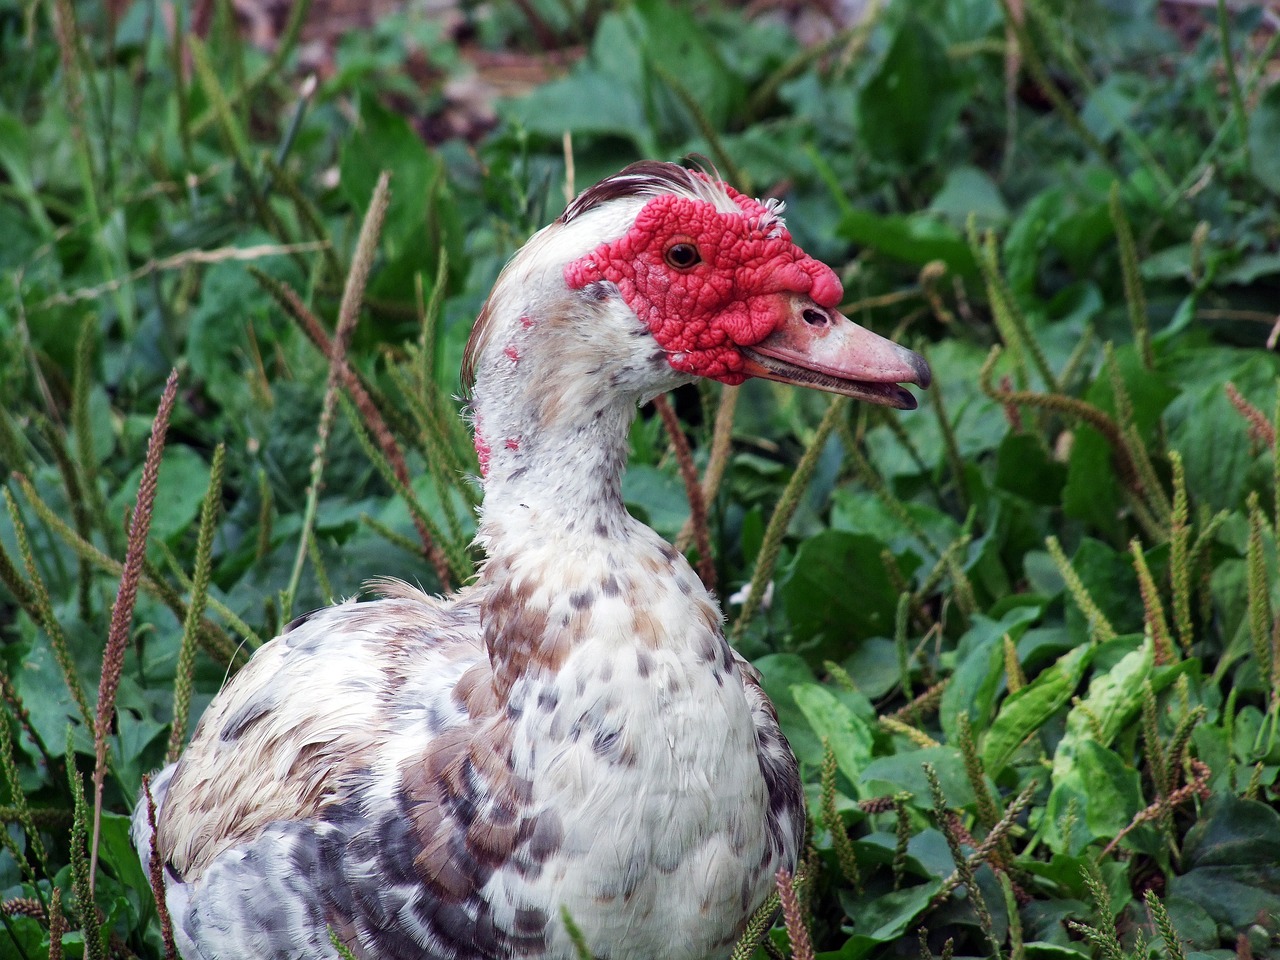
top-left (133, 160), bottom-right (930, 960)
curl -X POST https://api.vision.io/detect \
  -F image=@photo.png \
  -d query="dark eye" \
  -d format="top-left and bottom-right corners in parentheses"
top-left (664, 243), bottom-right (701, 269)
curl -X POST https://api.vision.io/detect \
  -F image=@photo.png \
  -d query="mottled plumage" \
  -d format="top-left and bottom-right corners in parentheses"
top-left (135, 161), bottom-right (929, 960)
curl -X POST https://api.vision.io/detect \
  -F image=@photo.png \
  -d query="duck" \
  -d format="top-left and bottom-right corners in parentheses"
top-left (132, 160), bottom-right (931, 960)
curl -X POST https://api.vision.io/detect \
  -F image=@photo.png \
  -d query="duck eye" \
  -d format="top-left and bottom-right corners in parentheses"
top-left (664, 243), bottom-right (701, 269)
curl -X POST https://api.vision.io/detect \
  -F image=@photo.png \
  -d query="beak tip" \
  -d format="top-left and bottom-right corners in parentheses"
top-left (912, 353), bottom-right (933, 390)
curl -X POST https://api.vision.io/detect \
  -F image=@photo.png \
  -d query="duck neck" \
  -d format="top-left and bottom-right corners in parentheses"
top-left (466, 297), bottom-right (700, 696)
top-left (472, 374), bottom-right (637, 554)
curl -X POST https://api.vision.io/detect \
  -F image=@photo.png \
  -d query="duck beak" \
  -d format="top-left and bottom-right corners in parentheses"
top-left (740, 300), bottom-right (931, 409)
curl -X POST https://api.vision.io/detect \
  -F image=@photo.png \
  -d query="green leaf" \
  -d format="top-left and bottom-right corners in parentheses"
top-left (12, 637), bottom-right (87, 757)
top-left (940, 607), bottom-right (1043, 741)
top-left (1170, 795), bottom-right (1280, 932)
top-left (500, 5), bottom-right (732, 155)
top-left (1061, 422), bottom-right (1119, 534)
top-left (632, 0), bottom-right (743, 135)
top-left (1248, 81), bottom-right (1280, 195)
top-left (779, 531), bottom-right (900, 644)
top-left (622, 464), bottom-right (689, 542)
top-left (1220, 250), bottom-right (1280, 285)
top-left (504, 66), bottom-right (653, 151)
top-left (859, 746), bottom-right (976, 809)
top-left (99, 811), bottom-right (153, 898)
top-left (824, 882), bottom-right (942, 959)
top-left (863, 339), bottom-right (1007, 484)
top-left (995, 433), bottom-right (1067, 506)
top-left (1074, 539), bottom-right (1149, 636)
top-left (839, 637), bottom-right (902, 700)
top-left (1161, 895), bottom-right (1225, 951)
top-left (791, 682), bottom-right (874, 789)
top-left (1021, 944), bottom-right (1092, 960)
top-left (1081, 73), bottom-right (1144, 143)
top-left (982, 644), bottom-right (1094, 777)
top-left (1043, 739), bottom-right (1144, 853)
top-left (1063, 346), bottom-right (1177, 534)
top-left (756, 653), bottom-right (823, 765)
top-left (836, 209), bottom-right (979, 280)
top-left (929, 166), bottom-right (1009, 227)
top-left (831, 489), bottom-right (960, 557)
top-left (1060, 637), bottom-right (1152, 750)
top-left (110, 445), bottom-right (211, 546)
top-left (188, 254), bottom-right (300, 412)
top-left (1166, 352), bottom-right (1280, 510)
top-left (1182, 794), bottom-right (1280, 867)
top-left (856, 19), bottom-right (966, 168)
top-left (340, 96), bottom-right (459, 295)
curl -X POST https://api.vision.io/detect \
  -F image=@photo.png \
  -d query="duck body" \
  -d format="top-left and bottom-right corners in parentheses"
top-left (135, 161), bottom-right (929, 959)
top-left (142, 543), bottom-right (800, 960)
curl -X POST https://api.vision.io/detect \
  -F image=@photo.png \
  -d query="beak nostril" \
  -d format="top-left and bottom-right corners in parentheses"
top-left (802, 309), bottom-right (829, 327)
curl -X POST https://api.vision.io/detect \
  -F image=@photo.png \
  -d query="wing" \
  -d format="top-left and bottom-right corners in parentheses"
top-left (156, 590), bottom-right (485, 882)
top-left (732, 651), bottom-right (804, 871)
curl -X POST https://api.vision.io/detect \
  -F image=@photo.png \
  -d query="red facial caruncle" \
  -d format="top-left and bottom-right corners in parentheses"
top-left (473, 414), bottom-right (492, 476)
top-left (563, 186), bottom-right (843, 384)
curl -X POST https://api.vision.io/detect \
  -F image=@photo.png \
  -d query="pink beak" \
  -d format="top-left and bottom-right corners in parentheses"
top-left (740, 303), bottom-right (931, 409)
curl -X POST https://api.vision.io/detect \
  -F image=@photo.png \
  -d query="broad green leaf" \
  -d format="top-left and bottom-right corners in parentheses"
top-left (1043, 740), bottom-right (1144, 854)
top-left (1062, 422), bottom-right (1120, 534)
top-left (502, 3), bottom-right (748, 156)
top-left (865, 339), bottom-right (1007, 483)
top-left (99, 811), bottom-right (154, 900)
top-left (823, 882), bottom-right (942, 959)
top-left (1182, 794), bottom-right (1280, 867)
top-left (839, 637), bottom-right (901, 700)
top-left (1170, 795), bottom-right (1280, 932)
top-left (852, 828), bottom-right (954, 879)
top-left (111, 444), bottom-right (211, 546)
top-left (504, 66), bottom-right (652, 152)
top-left (1081, 73), bottom-right (1144, 143)
top-left (1058, 637), bottom-right (1152, 755)
top-left (791, 682), bottom-right (874, 790)
top-left (859, 746), bottom-right (976, 809)
top-left (632, 0), bottom-right (743, 136)
top-left (929, 166), bottom-right (1009, 227)
top-left (187, 254), bottom-right (301, 412)
top-left (1064, 346), bottom-right (1177, 534)
top-left (622, 464), bottom-right (689, 541)
top-left (1249, 81), bottom-right (1280, 195)
top-left (1046, 179), bottom-right (1114, 275)
top-left (1219, 251), bottom-right (1280, 285)
top-left (1043, 639), bottom-right (1197, 853)
top-left (830, 489), bottom-right (960, 557)
top-left (1065, 538), bottom-right (1145, 639)
top-left (340, 96), bottom-right (461, 296)
top-left (779, 530), bottom-right (899, 644)
top-left (982, 644), bottom-right (1093, 776)
top-left (994, 432), bottom-right (1067, 506)
top-left (1161, 896), bottom-right (1224, 952)
top-left (1022, 944), bottom-right (1092, 960)
top-left (856, 19), bottom-right (966, 168)
top-left (837, 209), bottom-right (979, 280)
top-left (940, 607), bottom-right (1043, 741)
top-left (1166, 353), bottom-right (1280, 510)
top-left (1003, 187), bottom-right (1063, 297)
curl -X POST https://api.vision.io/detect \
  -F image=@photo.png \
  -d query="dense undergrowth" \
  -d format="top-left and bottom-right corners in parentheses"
top-left (2, 0), bottom-right (1280, 957)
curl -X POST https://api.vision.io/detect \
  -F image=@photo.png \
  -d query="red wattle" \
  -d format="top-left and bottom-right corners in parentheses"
top-left (564, 192), bottom-right (842, 383)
